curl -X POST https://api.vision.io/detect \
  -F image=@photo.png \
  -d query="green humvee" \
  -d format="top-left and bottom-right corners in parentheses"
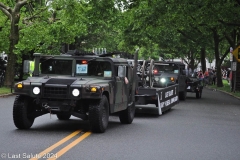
top-left (13, 51), bottom-right (138, 133)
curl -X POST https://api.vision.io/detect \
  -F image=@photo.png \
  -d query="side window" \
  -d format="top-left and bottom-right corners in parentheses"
top-left (117, 65), bottom-right (126, 77)
top-left (127, 66), bottom-right (132, 79)
top-left (88, 61), bottom-right (112, 77)
top-left (99, 62), bottom-right (112, 77)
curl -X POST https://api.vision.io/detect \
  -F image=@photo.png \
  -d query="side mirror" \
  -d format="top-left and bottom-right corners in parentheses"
top-left (118, 66), bottom-right (126, 78)
top-left (23, 60), bottom-right (30, 74)
top-left (23, 60), bottom-right (35, 74)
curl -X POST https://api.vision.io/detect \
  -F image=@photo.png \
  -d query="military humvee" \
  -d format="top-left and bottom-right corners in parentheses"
top-left (13, 50), bottom-right (138, 133)
top-left (151, 61), bottom-right (187, 100)
top-left (128, 59), bottom-right (179, 115)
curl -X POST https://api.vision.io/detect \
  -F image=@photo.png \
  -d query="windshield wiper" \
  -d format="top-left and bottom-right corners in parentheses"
top-left (87, 58), bottom-right (97, 62)
top-left (41, 56), bottom-right (56, 63)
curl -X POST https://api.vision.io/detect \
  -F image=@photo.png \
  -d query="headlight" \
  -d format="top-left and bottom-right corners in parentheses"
top-left (72, 89), bottom-right (80, 97)
top-left (154, 77), bottom-right (159, 81)
top-left (33, 87), bottom-right (40, 95)
top-left (160, 78), bottom-right (166, 83)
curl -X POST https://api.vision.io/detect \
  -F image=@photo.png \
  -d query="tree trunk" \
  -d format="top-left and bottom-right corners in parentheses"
top-left (212, 28), bottom-right (223, 87)
top-left (2, 1), bottom-right (27, 87)
top-left (200, 48), bottom-right (206, 72)
top-left (4, 23), bottom-right (19, 87)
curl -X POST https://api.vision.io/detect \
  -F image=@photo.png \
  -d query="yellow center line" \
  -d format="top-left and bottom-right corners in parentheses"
top-left (47, 131), bottom-right (92, 160)
top-left (29, 130), bottom-right (81, 160)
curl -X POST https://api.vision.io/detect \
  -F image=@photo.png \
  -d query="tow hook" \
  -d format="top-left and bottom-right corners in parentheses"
top-left (42, 103), bottom-right (52, 119)
top-left (42, 103), bottom-right (50, 109)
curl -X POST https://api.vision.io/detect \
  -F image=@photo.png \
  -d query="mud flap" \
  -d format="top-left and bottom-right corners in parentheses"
top-left (157, 92), bottom-right (162, 115)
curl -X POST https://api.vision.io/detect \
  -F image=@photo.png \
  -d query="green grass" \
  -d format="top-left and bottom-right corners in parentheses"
top-left (208, 80), bottom-right (240, 98)
top-left (0, 87), bottom-right (12, 95)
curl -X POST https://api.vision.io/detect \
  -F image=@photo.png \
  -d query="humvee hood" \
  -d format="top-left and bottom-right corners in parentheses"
top-left (26, 76), bottom-right (110, 86)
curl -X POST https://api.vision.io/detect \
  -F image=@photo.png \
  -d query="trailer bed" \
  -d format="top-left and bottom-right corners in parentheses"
top-left (135, 84), bottom-right (179, 115)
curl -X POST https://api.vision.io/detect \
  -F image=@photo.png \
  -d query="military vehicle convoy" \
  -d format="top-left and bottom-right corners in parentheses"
top-left (13, 50), bottom-right (138, 133)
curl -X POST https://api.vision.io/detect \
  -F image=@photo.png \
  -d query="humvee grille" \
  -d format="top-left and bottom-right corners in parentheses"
top-left (43, 87), bottom-right (68, 98)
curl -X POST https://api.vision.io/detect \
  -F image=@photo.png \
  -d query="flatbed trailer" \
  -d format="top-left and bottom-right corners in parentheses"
top-left (135, 83), bottom-right (179, 115)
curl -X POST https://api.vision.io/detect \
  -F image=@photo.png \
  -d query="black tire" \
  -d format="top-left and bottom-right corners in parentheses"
top-left (89, 95), bottom-right (109, 133)
top-left (56, 113), bottom-right (71, 120)
top-left (196, 91), bottom-right (200, 98)
top-left (13, 95), bottom-right (35, 129)
top-left (119, 102), bottom-right (135, 124)
top-left (199, 90), bottom-right (202, 98)
top-left (179, 90), bottom-right (187, 100)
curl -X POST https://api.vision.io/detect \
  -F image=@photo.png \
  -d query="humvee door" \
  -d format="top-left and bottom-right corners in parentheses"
top-left (114, 65), bottom-right (128, 111)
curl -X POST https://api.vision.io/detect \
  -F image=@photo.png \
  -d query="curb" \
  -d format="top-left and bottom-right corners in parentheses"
top-left (206, 86), bottom-right (240, 100)
top-left (0, 93), bottom-right (14, 97)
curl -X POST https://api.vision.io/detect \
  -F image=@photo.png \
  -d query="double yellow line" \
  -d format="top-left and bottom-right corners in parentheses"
top-left (30, 130), bottom-right (91, 160)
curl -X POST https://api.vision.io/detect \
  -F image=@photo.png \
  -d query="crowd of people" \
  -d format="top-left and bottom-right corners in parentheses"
top-left (187, 67), bottom-right (231, 86)
top-left (196, 69), bottom-right (216, 86)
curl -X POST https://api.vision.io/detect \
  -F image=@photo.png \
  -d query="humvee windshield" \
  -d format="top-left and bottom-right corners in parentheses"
top-left (154, 63), bottom-right (179, 74)
top-left (40, 59), bottom-right (72, 75)
top-left (40, 58), bottom-right (112, 77)
top-left (76, 60), bottom-right (112, 77)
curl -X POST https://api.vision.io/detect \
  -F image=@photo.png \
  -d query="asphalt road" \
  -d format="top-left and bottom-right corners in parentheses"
top-left (0, 87), bottom-right (240, 160)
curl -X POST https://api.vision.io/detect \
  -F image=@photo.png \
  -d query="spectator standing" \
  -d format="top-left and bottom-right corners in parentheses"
top-left (209, 69), bottom-right (213, 85)
top-left (198, 70), bottom-right (204, 85)
top-left (227, 68), bottom-right (231, 84)
top-left (204, 70), bottom-right (209, 85)
top-left (212, 70), bottom-right (216, 85)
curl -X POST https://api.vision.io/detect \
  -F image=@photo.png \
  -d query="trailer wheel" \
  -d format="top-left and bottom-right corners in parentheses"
top-left (199, 90), bottom-right (202, 98)
top-left (13, 95), bottom-right (35, 129)
top-left (57, 113), bottom-right (71, 120)
top-left (196, 91), bottom-right (200, 98)
top-left (179, 90), bottom-right (186, 100)
top-left (89, 95), bottom-right (109, 133)
top-left (119, 102), bottom-right (135, 124)
top-left (196, 89), bottom-right (202, 98)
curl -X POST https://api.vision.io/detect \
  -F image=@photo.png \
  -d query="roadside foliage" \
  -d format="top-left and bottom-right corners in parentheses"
top-left (0, 0), bottom-right (240, 87)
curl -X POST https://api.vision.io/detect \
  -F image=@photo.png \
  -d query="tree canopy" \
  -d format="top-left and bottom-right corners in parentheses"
top-left (0, 0), bottom-right (240, 87)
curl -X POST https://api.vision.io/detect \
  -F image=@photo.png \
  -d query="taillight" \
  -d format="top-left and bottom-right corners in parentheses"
top-left (82, 60), bottom-right (87, 64)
